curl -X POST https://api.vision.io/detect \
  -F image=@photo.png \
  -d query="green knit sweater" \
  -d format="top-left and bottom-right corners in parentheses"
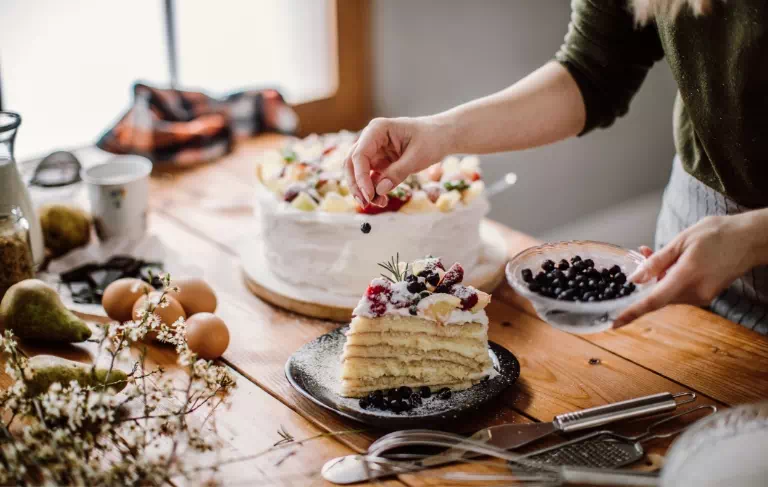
top-left (556, 0), bottom-right (768, 208)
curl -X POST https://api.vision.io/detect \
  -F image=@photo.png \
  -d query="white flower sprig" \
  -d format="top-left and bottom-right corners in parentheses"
top-left (0, 273), bottom-right (237, 485)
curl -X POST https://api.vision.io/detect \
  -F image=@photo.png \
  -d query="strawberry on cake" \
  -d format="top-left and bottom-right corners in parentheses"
top-left (253, 132), bottom-right (493, 306)
top-left (340, 256), bottom-right (494, 398)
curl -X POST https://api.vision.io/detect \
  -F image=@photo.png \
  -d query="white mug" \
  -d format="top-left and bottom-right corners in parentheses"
top-left (81, 155), bottom-right (152, 240)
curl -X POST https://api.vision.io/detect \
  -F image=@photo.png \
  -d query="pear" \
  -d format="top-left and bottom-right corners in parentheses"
top-left (38, 203), bottom-right (91, 257)
top-left (0, 279), bottom-right (92, 342)
top-left (25, 355), bottom-right (128, 396)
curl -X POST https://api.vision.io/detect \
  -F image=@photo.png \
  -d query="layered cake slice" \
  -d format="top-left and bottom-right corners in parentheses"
top-left (340, 256), bottom-right (494, 398)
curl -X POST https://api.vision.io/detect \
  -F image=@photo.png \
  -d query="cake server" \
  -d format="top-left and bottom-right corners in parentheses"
top-left (322, 391), bottom-right (695, 484)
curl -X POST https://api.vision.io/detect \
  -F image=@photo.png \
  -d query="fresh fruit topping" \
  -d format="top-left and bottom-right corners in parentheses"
top-left (290, 192), bottom-right (318, 211)
top-left (471, 290), bottom-right (492, 312)
top-left (318, 191), bottom-right (356, 212)
top-left (435, 263), bottom-right (464, 293)
top-left (406, 280), bottom-right (426, 294)
top-left (542, 259), bottom-right (556, 272)
top-left (357, 188), bottom-right (412, 214)
top-left (419, 386), bottom-right (432, 398)
top-left (366, 279), bottom-right (392, 302)
top-left (422, 183), bottom-right (444, 203)
top-left (369, 301), bottom-right (386, 317)
top-left (435, 190), bottom-right (462, 212)
top-left (522, 269), bottom-right (533, 282)
top-left (360, 222), bottom-right (372, 234)
top-left (451, 285), bottom-right (482, 311)
top-left (359, 397), bottom-right (370, 408)
top-left (398, 386), bottom-right (413, 397)
top-left (444, 179), bottom-right (470, 192)
top-left (426, 272), bottom-right (440, 287)
top-left (417, 294), bottom-right (461, 322)
top-left (462, 180), bottom-right (485, 204)
top-left (400, 191), bottom-right (437, 214)
top-left (527, 256), bottom-right (637, 302)
top-left (281, 148), bottom-right (298, 162)
top-left (409, 392), bottom-right (423, 406)
top-left (424, 164), bottom-right (443, 182)
top-left (283, 184), bottom-right (303, 202)
top-left (437, 388), bottom-right (452, 400)
top-left (409, 305), bottom-right (418, 316)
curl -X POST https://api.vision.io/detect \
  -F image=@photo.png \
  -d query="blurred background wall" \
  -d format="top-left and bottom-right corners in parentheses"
top-left (371, 0), bottom-right (678, 249)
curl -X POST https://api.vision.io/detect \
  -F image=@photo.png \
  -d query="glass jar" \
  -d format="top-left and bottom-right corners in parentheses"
top-left (0, 205), bottom-right (34, 299)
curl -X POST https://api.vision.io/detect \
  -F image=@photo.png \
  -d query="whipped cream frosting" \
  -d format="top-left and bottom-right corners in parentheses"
top-left (254, 182), bottom-right (490, 299)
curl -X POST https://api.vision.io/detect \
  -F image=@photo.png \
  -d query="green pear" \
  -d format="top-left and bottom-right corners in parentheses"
top-left (25, 355), bottom-right (128, 396)
top-left (0, 279), bottom-right (92, 342)
top-left (38, 203), bottom-right (91, 257)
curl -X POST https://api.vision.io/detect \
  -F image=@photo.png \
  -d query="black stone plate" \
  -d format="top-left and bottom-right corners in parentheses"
top-left (285, 326), bottom-right (520, 429)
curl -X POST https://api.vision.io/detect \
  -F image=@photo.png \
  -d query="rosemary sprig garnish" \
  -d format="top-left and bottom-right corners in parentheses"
top-left (378, 253), bottom-right (409, 282)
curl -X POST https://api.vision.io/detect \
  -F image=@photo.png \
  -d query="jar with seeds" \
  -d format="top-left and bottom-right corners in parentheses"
top-left (0, 205), bottom-right (34, 299)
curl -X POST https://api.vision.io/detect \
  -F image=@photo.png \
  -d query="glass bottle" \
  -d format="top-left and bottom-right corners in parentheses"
top-left (0, 112), bottom-right (44, 266)
top-left (0, 205), bottom-right (34, 299)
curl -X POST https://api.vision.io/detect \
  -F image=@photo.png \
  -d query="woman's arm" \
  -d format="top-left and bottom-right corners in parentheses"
top-left (614, 208), bottom-right (768, 327)
top-left (344, 63), bottom-right (585, 205)
top-left (434, 62), bottom-right (586, 155)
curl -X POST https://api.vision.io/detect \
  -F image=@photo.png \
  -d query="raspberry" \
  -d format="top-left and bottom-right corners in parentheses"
top-left (366, 283), bottom-right (392, 302)
top-left (283, 185), bottom-right (302, 202)
top-left (369, 301), bottom-right (386, 317)
top-left (435, 263), bottom-right (464, 293)
top-left (357, 187), bottom-right (412, 214)
top-left (460, 292), bottom-right (478, 311)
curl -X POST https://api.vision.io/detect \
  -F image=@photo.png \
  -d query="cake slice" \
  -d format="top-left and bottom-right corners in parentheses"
top-left (340, 256), bottom-right (494, 398)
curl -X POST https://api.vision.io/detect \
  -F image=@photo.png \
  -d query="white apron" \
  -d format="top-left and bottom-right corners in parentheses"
top-left (655, 156), bottom-right (768, 334)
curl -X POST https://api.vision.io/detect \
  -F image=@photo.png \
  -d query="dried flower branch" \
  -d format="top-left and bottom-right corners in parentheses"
top-left (0, 274), bottom-right (237, 485)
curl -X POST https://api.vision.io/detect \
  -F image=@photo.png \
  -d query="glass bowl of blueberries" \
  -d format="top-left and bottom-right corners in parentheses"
top-left (505, 240), bottom-right (657, 334)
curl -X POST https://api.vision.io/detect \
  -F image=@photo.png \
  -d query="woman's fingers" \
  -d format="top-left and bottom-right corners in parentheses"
top-left (638, 246), bottom-right (653, 258)
top-left (613, 261), bottom-right (692, 328)
top-left (371, 146), bottom-right (423, 195)
top-left (343, 144), bottom-right (366, 207)
top-left (630, 241), bottom-right (680, 283)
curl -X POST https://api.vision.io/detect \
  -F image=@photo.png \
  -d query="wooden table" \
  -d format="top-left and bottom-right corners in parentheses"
top-left (6, 135), bottom-right (768, 485)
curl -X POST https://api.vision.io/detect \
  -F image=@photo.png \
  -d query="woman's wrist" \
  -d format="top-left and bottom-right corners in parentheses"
top-left (733, 209), bottom-right (768, 268)
top-left (422, 112), bottom-right (460, 157)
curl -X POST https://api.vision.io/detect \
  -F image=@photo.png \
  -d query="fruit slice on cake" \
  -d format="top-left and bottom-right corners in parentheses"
top-left (340, 255), bottom-right (494, 398)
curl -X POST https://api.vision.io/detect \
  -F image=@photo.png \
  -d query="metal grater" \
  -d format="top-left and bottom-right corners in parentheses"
top-left (512, 405), bottom-right (716, 471)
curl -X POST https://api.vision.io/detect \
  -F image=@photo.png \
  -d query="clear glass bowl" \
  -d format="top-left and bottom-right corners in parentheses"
top-left (505, 240), bottom-right (656, 334)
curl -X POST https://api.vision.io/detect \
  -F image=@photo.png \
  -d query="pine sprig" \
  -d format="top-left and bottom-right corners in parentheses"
top-left (378, 253), bottom-right (409, 283)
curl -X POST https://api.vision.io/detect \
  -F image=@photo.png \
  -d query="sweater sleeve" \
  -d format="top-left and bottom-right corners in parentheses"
top-left (556, 0), bottom-right (665, 135)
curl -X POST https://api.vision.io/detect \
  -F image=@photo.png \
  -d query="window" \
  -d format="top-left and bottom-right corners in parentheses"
top-left (0, 0), bottom-right (346, 161)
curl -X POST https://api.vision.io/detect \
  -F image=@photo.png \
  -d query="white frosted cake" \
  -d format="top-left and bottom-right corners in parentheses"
top-left (340, 256), bottom-right (494, 398)
top-left (254, 132), bottom-right (491, 301)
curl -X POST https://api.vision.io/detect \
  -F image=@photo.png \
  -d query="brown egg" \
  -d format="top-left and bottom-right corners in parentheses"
top-left (168, 278), bottom-right (217, 316)
top-left (132, 292), bottom-right (187, 329)
top-left (103, 278), bottom-right (153, 322)
top-left (185, 313), bottom-right (230, 360)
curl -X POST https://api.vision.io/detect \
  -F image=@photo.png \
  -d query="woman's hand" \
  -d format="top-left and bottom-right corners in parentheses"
top-left (614, 214), bottom-right (764, 328)
top-left (343, 116), bottom-right (453, 207)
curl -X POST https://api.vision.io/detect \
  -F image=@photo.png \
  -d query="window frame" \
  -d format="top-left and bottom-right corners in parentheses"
top-left (0, 0), bottom-right (371, 138)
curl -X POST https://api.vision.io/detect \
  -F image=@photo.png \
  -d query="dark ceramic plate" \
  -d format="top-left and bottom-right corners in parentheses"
top-left (285, 326), bottom-right (520, 429)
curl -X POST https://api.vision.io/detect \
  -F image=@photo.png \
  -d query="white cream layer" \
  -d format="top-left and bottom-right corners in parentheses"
top-left (254, 182), bottom-right (489, 299)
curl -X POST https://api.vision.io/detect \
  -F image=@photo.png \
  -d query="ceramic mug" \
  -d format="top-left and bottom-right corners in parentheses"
top-left (81, 155), bottom-right (152, 240)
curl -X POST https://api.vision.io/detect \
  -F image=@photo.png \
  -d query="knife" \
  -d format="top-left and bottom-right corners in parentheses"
top-left (321, 391), bottom-right (695, 484)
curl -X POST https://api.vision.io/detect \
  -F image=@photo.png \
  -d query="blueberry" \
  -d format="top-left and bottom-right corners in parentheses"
top-left (535, 271), bottom-right (548, 283)
top-left (528, 283), bottom-right (541, 292)
top-left (614, 273), bottom-right (627, 285)
top-left (609, 282), bottom-right (620, 291)
top-left (578, 281), bottom-right (587, 290)
top-left (552, 278), bottom-right (564, 289)
top-left (587, 279), bottom-right (598, 289)
top-left (557, 290), bottom-right (572, 301)
top-left (572, 261), bottom-right (585, 272)
top-left (588, 296), bottom-right (597, 302)
top-left (601, 268), bottom-right (611, 278)
top-left (359, 398), bottom-right (370, 408)
top-left (558, 259), bottom-right (570, 270)
top-left (387, 389), bottom-right (400, 401)
top-left (609, 265), bottom-right (622, 275)
top-left (409, 392), bottom-right (423, 406)
top-left (522, 268), bottom-right (533, 282)
top-left (566, 268), bottom-right (578, 279)
top-left (583, 291), bottom-right (595, 301)
top-left (570, 255), bottom-right (583, 264)
top-left (398, 386), bottom-right (413, 397)
top-left (406, 274), bottom-right (418, 284)
top-left (618, 287), bottom-right (628, 297)
top-left (574, 274), bottom-right (585, 283)
top-left (427, 272), bottom-right (440, 286)
top-left (419, 290), bottom-right (431, 299)
top-left (419, 386), bottom-right (432, 398)
top-left (604, 289), bottom-right (616, 300)
top-left (542, 260), bottom-right (556, 272)
top-left (389, 399), bottom-right (404, 413)
top-left (567, 280), bottom-right (577, 288)
top-left (407, 281), bottom-right (426, 293)
top-left (554, 287), bottom-right (563, 296)
top-left (597, 293), bottom-right (604, 300)
top-left (624, 282), bottom-right (636, 292)
top-left (360, 222), bottom-right (372, 234)
top-left (437, 388), bottom-right (452, 400)
top-left (409, 305), bottom-right (418, 316)
top-left (553, 270), bottom-right (566, 280)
